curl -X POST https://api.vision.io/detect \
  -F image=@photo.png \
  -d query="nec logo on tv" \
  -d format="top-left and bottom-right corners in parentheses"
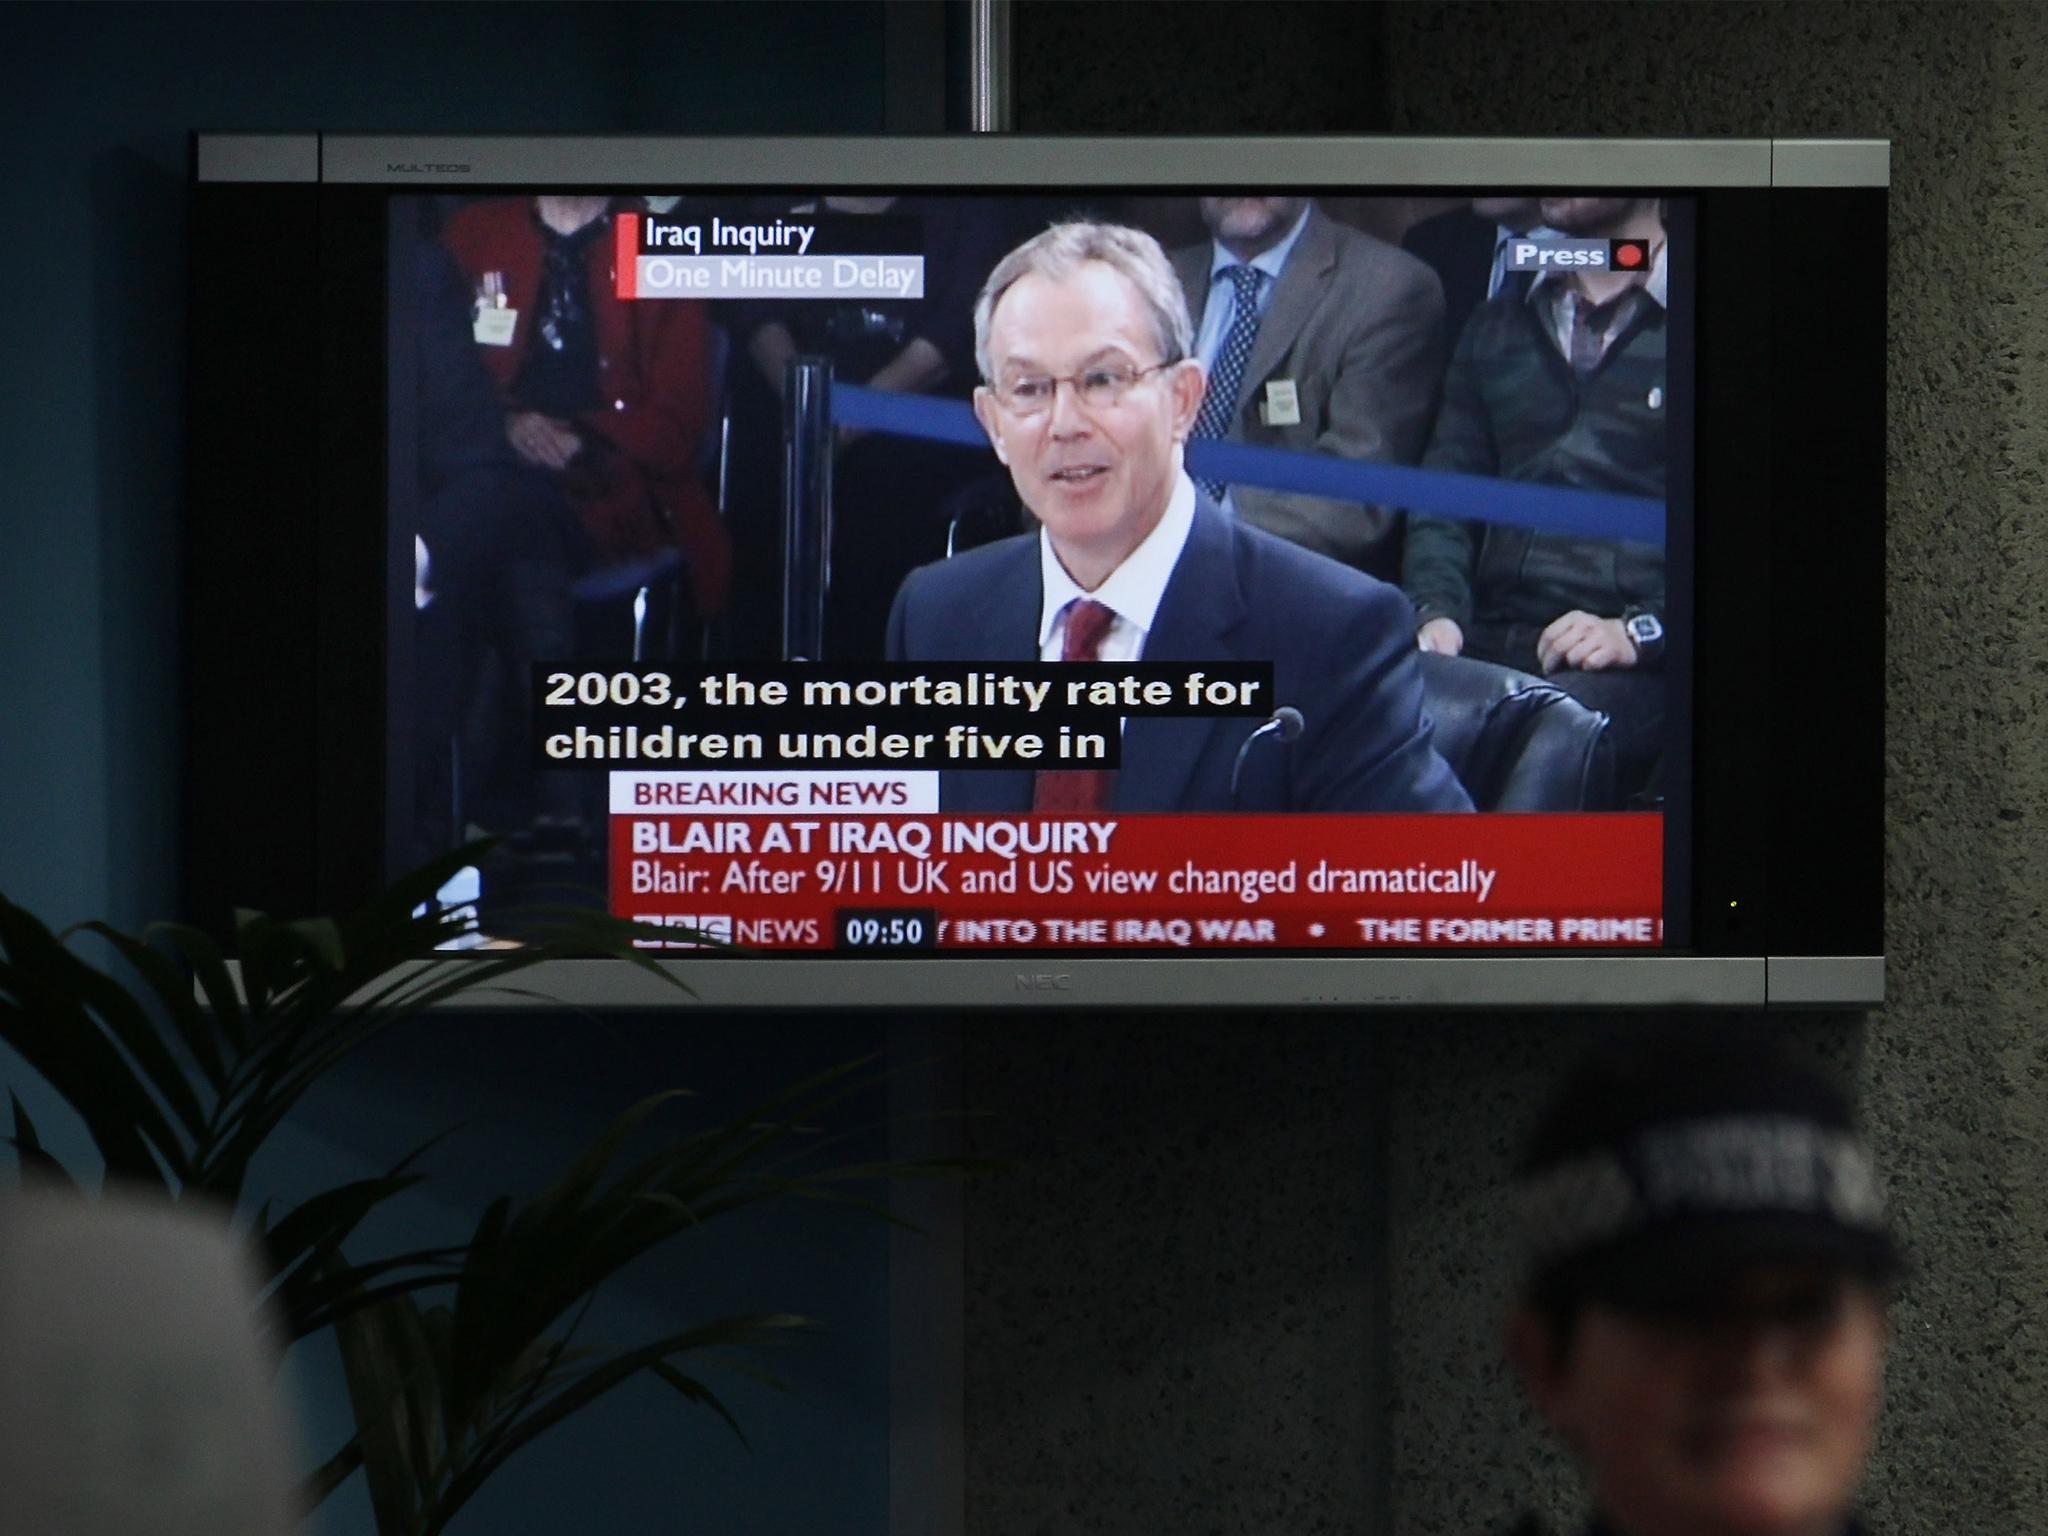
top-left (1503, 238), bottom-right (1652, 273)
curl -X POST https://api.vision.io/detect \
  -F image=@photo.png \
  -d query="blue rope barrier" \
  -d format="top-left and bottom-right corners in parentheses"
top-left (834, 383), bottom-right (989, 449)
top-left (831, 382), bottom-right (1666, 545)
top-left (570, 547), bottom-right (682, 602)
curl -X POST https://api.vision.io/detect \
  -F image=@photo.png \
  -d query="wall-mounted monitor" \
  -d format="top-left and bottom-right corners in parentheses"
top-left (188, 134), bottom-right (1886, 1008)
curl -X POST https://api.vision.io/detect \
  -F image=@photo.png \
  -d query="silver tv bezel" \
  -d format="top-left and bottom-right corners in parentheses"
top-left (197, 133), bottom-right (1887, 1009)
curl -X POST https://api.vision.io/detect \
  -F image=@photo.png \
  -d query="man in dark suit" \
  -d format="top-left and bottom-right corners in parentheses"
top-left (886, 220), bottom-right (1470, 816)
top-left (1169, 198), bottom-right (1446, 582)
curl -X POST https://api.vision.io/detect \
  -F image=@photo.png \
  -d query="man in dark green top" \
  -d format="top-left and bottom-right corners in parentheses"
top-left (1501, 1039), bottom-right (1901, 1536)
top-left (1402, 196), bottom-right (1668, 798)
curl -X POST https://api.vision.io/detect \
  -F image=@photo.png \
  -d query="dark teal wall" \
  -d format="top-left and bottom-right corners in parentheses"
top-left (0, 7), bottom-right (895, 1535)
top-left (0, 0), bottom-right (886, 933)
top-left (268, 1013), bottom-right (893, 1536)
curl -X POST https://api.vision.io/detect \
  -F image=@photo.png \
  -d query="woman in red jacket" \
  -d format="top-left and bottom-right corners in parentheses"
top-left (441, 195), bottom-right (730, 618)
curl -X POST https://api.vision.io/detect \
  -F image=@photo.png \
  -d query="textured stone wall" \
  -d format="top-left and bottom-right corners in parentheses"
top-left (961, 1018), bottom-right (1386, 1536)
top-left (1383, 5), bottom-right (2048, 1532)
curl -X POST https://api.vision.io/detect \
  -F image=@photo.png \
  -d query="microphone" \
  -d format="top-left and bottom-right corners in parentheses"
top-left (1230, 705), bottom-right (1305, 802)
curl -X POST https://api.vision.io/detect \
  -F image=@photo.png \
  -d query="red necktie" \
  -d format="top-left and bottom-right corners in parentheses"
top-left (1032, 598), bottom-right (1119, 813)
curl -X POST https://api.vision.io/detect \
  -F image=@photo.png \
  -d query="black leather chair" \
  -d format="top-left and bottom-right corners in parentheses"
top-left (942, 470), bottom-right (1026, 557)
top-left (1418, 652), bottom-right (1617, 811)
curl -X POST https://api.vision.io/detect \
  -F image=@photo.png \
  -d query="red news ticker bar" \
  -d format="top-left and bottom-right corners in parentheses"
top-left (614, 211), bottom-right (639, 299)
top-left (607, 813), bottom-right (1663, 952)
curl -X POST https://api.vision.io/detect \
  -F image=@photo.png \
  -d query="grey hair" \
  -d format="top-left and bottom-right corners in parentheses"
top-left (971, 220), bottom-right (1194, 384)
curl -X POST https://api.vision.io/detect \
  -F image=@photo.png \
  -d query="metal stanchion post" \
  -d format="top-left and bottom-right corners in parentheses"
top-left (968, 0), bottom-right (1012, 133)
top-left (781, 355), bottom-right (835, 661)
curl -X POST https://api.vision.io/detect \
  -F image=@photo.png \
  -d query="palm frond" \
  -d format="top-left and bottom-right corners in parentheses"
top-left (0, 842), bottom-right (982, 1536)
top-left (7, 1089), bottom-right (80, 1190)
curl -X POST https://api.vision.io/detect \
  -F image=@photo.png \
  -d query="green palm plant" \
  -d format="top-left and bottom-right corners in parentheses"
top-left (2, 846), bottom-right (570, 1321)
top-left (326, 1057), bottom-right (926, 1536)
top-left (0, 842), bottom-right (968, 1532)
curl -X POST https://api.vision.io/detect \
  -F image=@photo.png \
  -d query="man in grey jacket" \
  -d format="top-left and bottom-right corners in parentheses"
top-left (1172, 197), bottom-right (1446, 583)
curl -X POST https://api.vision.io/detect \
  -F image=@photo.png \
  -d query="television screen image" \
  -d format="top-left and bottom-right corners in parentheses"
top-left (387, 187), bottom-right (1682, 957)
top-left (189, 135), bottom-right (1885, 1006)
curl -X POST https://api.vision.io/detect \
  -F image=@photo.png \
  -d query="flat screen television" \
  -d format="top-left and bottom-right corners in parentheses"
top-left (187, 134), bottom-right (1886, 1008)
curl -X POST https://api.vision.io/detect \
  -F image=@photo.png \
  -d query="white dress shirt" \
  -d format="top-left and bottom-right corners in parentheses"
top-left (1488, 221), bottom-right (1561, 299)
top-left (1037, 470), bottom-right (1198, 664)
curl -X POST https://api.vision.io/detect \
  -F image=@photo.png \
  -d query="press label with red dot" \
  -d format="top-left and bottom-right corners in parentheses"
top-left (1610, 238), bottom-right (1651, 271)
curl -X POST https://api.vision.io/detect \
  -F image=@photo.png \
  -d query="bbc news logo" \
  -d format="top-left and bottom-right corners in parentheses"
top-left (629, 913), bottom-right (734, 948)
top-left (1504, 238), bottom-right (1653, 272)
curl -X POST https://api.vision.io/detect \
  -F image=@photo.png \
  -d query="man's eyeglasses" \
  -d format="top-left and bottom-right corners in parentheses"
top-left (989, 360), bottom-right (1175, 417)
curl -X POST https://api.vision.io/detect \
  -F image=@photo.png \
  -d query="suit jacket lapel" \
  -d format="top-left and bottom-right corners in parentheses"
top-left (1117, 501), bottom-right (1248, 812)
top-left (943, 539), bottom-right (1039, 812)
top-left (1238, 206), bottom-right (1336, 404)
top-left (979, 539), bottom-right (1042, 663)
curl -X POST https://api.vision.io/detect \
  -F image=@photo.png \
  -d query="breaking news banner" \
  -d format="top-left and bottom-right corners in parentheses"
top-left (614, 210), bottom-right (925, 301)
top-left (606, 774), bottom-right (1663, 953)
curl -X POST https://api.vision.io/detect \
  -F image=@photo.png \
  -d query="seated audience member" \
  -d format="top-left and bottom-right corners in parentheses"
top-left (727, 194), bottom-right (1010, 659)
top-left (1401, 196), bottom-right (1668, 799)
top-left (887, 220), bottom-right (1471, 815)
top-left (410, 238), bottom-right (584, 847)
top-left (1505, 1038), bottom-right (1902, 1536)
top-left (440, 195), bottom-right (728, 624)
top-left (1402, 196), bottom-right (1553, 348)
top-left (1169, 197), bottom-right (1445, 583)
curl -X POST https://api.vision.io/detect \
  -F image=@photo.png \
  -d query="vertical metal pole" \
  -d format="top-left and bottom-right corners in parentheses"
top-left (781, 356), bottom-right (834, 661)
top-left (968, 0), bottom-right (1013, 133)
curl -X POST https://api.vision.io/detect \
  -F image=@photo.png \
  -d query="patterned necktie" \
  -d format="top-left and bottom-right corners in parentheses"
top-left (1190, 265), bottom-right (1266, 501)
top-left (1032, 599), bottom-right (1119, 813)
top-left (1569, 290), bottom-right (1635, 375)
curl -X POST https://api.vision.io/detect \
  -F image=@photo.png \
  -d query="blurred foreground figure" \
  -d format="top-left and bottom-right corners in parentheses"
top-left (1505, 1042), bottom-right (1904, 1536)
top-left (0, 1189), bottom-right (297, 1536)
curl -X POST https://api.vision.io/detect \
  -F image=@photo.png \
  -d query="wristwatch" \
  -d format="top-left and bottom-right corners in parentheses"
top-left (1622, 606), bottom-right (1665, 666)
